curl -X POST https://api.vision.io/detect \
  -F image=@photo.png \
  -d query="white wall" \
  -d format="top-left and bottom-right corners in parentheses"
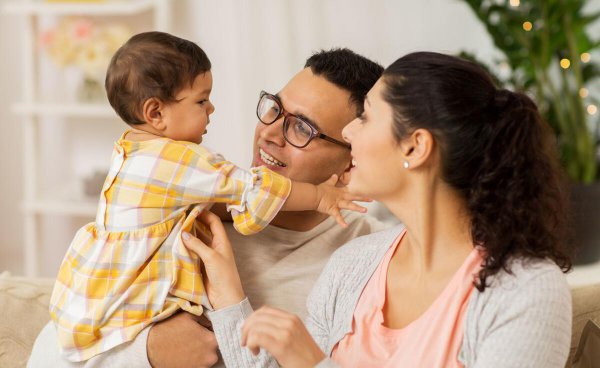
top-left (0, 0), bottom-right (542, 276)
top-left (0, 5), bottom-right (25, 274)
top-left (170, 0), bottom-right (499, 165)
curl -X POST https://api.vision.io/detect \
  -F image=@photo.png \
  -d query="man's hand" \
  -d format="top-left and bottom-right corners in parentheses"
top-left (147, 312), bottom-right (219, 368)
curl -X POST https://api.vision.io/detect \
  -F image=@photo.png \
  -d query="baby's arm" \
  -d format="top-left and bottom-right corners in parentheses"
top-left (282, 174), bottom-right (369, 227)
top-left (178, 144), bottom-right (365, 232)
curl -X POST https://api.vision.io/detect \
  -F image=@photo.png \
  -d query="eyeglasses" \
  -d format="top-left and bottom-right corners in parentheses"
top-left (256, 91), bottom-right (351, 149)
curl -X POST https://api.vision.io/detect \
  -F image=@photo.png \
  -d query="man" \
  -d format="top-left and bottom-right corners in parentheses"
top-left (28, 48), bottom-right (385, 368)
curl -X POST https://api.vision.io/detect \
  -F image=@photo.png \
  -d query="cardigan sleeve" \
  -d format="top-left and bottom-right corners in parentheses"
top-left (460, 261), bottom-right (572, 368)
top-left (208, 244), bottom-right (345, 368)
top-left (304, 258), bottom-right (342, 368)
top-left (208, 298), bottom-right (279, 367)
top-left (207, 227), bottom-right (399, 368)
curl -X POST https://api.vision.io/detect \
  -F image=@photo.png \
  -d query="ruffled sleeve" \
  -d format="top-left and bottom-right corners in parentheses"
top-left (175, 143), bottom-right (291, 235)
top-left (227, 165), bottom-right (291, 235)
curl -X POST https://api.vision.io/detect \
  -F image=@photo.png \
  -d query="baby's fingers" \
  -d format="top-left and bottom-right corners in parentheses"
top-left (342, 192), bottom-right (373, 203)
top-left (331, 208), bottom-right (348, 228)
top-left (338, 200), bottom-right (368, 213)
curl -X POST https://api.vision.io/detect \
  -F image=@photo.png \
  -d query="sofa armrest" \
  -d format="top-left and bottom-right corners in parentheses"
top-left (0, 272), bottom-right (54, 367)
top-left (566, 283), bottom-right (600, 367)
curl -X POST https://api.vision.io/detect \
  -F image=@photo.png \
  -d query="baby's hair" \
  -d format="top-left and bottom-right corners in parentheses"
top-left (105, 31), bottom-right (211, 125)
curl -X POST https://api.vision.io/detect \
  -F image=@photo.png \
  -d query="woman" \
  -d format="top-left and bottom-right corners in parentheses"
top-left (183, 52), bottom-right (573, 367)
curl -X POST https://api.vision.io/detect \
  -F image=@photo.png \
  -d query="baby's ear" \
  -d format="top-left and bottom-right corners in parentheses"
top-left (142, 97), bottom-right (166, 131)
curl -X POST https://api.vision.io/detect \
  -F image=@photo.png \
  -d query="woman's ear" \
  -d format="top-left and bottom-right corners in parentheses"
top-left (142, 97), bottom-right (166, 131)
top-left (401, 128), bottom-right (434, 169)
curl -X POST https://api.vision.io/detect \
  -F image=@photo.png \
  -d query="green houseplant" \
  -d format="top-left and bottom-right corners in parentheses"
top-left (460, 0), bottom-right (599, 182)
top-left (459, 0), bottom-right (600, 263)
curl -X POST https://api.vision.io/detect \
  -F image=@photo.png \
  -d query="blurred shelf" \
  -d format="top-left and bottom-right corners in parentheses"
top-left (23, 199), bottom-right (97, 216)
top-left (2, 0), bottom-right (159, 16)
top-left (12, 102), bottom-right (116, 118)
top-left (5, 0), bottom-right (170, 277)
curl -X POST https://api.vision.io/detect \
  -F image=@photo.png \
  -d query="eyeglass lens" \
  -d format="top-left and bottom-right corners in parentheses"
top-left (258, 94), bottom-right (315, 148)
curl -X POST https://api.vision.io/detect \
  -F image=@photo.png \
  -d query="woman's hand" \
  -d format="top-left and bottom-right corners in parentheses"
top-left (182, 210), bottom-right (245, 310)
top-left (241, 306), bottom-right (326, 368)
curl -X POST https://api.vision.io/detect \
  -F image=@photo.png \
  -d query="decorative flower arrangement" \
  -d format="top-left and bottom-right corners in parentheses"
top-left (39, 17), bottom-right (132, 100)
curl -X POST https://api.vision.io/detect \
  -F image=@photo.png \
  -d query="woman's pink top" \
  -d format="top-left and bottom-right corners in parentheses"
top-left (331, 231), bottom-right (482, 367)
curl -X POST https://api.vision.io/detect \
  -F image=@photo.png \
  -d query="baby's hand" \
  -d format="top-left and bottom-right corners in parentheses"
top-left (315, 174), bottom-right (370, 227)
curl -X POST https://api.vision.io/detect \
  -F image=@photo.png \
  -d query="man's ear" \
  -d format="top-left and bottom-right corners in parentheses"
top-left (142, 97), bottom-right (166, 131)
top-left (401, 128), bottom-right (434, 169)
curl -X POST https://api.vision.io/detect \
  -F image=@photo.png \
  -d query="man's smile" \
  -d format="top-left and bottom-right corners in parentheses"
top-left (258, 148), bottom-right (287, 167)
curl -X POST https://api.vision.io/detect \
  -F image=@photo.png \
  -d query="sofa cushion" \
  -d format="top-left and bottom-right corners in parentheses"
top-left (0, 272), bottom-right (53, 367)
top-left (572, 320), bottom-right (600, 368)
top-left (566, 283), bottom-right (600, 367)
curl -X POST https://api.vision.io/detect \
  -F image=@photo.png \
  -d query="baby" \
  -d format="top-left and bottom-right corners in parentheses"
top-left (49, 31), bottom-right (364, 361)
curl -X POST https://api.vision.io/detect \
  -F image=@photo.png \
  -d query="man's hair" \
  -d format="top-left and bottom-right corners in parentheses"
top-left (304, 48), bottom-right (383, 115)
top-left (105, 31), bottom-right (211, 125)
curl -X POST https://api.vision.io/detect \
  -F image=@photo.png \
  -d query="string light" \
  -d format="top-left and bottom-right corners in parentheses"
top-left (588, 105), bottom-right (598, 115)
top-left (579, 88), bottom-right (589, 98)
top-left (581, 53), bottom-right (591, 63)
top-left (510, 0), bottom-right (520, 6)
top-left (522, 21), bottom-right (533, 31)
top-left (560, 58), bottom-right (571, 69)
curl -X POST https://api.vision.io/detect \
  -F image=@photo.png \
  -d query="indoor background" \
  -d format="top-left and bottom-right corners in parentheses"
top-left (0, 0), bottom-right (598, 279)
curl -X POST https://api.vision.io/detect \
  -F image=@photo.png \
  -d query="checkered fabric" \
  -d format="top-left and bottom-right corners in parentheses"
top-left (49, 132), bottom-right (290, 361)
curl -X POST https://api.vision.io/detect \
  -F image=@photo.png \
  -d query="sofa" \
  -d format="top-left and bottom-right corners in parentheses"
top-left (1, 271), bottom-right (599, 368)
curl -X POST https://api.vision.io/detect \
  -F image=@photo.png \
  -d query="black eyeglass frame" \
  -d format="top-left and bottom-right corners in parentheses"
top-left (256, 91), bottom-right (351, 149)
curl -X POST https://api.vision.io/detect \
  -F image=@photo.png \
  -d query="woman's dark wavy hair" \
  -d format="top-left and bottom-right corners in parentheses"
top-left (382, 52), bottom-right (572, 291)
top-left (105, 31), bottom-right (211, 125)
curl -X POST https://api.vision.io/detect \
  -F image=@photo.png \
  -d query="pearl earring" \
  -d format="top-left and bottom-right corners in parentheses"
top-left (403, 160), bottom-right (410, 169)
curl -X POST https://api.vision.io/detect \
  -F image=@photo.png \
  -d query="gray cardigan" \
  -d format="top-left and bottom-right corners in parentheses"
top-left (210, 225), bottom-right (572, 367)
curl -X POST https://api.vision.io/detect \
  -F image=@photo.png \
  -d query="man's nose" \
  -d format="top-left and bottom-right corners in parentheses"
top-left (258, 117), bottom-right (286, 146)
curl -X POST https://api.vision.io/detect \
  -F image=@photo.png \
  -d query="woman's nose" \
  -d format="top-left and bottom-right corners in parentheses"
top-left (342, 118), bottom-right (358, 143)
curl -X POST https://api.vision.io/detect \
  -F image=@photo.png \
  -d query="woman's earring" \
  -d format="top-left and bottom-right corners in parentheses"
top-left (403, 160), bottom-right (410, 169)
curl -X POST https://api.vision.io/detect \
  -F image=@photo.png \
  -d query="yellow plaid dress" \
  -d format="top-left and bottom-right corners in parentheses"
top-left (49, 131), bottom-right (291, 361)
